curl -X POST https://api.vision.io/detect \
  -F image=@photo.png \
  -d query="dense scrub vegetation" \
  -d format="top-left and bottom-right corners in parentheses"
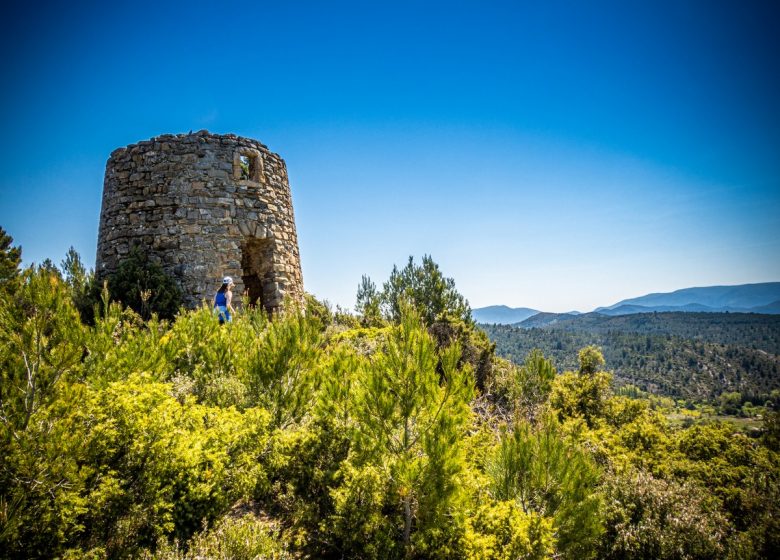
top-left (1, 235), bottom-right (779, 559)
top-left (482, 323), bottom-right (780, 402)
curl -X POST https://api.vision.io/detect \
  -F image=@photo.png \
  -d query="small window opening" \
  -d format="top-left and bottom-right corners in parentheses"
top-left (234, 149), bottom-right (262, 182)
top-left (239, 155), bottom-right (251, 180)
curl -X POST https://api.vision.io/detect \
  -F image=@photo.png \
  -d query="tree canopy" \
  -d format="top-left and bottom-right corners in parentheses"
top-left (357, 255), bottom-right (472, 326)
top-left (1, 233), bottom-right (778, 559)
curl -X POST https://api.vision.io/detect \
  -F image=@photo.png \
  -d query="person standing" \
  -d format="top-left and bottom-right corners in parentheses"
top-left (213, 276), bottom-right (236, 323)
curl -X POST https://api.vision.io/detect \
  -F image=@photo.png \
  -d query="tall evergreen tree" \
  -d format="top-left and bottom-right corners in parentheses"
top-left (355, 274), bottom-right (383, 327)
top-left (352, 303), bottom-right (473, 555)
top-left (381, 255), bottom-right (472, 325)
top-left (0, 226), bottom-right (22, 294)
top-left (0, 266), bottom-right (83, 432)
top-left (247, 311), bottom-right (324, 428)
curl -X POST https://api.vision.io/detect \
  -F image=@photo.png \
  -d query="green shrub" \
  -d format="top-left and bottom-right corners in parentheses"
top-left (149, 513), bottom-right (292, 560)
top-left (464, 500), bottom-right (554, 560)
top-left (598, 470), bottom-right (728, 560)
top-left (328, 463), bottom-right (400, 559)
top-left (76, 374), bottom-right (270, 555)
top-left (550, 355), bottom-right (613, 428)
top-left (105, 247), bottom-right (183, 320)
top-left (486, 417), bottom-right (604, 558)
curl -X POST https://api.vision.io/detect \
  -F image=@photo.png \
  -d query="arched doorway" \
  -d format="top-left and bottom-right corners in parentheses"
top-left (240, 237), bottom-right (274, 311)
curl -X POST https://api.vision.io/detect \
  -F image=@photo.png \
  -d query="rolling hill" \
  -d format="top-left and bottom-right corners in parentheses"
top-left (480, 311), bottom-right (780, 401)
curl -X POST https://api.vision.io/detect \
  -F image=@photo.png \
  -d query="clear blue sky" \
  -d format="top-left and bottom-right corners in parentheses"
top-left (1, 0), bottom-right (778, 312)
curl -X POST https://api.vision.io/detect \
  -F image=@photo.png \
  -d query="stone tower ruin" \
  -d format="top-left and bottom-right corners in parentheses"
top-left (96, 131), bottom-right (304, 312)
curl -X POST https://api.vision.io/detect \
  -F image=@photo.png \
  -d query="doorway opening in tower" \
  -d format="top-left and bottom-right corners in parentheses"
top-left (241, 238), bottom-right (274, 312)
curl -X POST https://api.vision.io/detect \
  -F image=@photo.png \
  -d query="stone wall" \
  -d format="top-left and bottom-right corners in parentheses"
top-left (96, 130), bottom-right (304, 312)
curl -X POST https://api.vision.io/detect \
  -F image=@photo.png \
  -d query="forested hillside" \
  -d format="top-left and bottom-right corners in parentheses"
top-left (482, 323), bottom-right (780, 402)
top-left (515, 311), bottom-right (780, 355)
top-left (2, 234), bottom-right (779, 559)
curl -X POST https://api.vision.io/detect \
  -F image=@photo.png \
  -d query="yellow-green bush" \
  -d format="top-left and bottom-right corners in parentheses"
top-left (464, 500), bottom-right (553, 560)
top-left (2, 249), bottom-right (779, 559)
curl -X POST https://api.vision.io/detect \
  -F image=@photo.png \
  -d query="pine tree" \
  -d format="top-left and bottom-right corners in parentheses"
top-left (352, 303), bottom-right (473, 555)
top-left (355, 274), bottom-right (383, 327)
top-left (381, 255), bottom-right (471, 325)
top-left (511, 348), bottom-right (557, 420)
top-left (247, 311), bottom-right (324, 428)
top-left (487, 416), bottom-right (603, 558)
top-left (0, 265), bottom-right (83, 431)
top-left (0, 226), bottom-right (22, 294)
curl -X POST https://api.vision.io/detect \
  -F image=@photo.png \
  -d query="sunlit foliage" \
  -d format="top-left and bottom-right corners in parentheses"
top-left (0, 239), bottom-right (778, 559)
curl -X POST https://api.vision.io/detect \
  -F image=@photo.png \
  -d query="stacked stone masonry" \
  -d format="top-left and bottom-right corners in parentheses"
top-left (96, 131), bottom-right (304, 312)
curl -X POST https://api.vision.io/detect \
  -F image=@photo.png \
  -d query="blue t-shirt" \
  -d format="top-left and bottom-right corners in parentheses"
top-left (214, 291), bottom-right (230, 322)
top-left (214, 291), bottom-right (228, 307)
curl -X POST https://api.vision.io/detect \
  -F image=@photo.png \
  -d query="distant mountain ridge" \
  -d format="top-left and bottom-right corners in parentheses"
top-left (473, 282), bottom-right (780, 323)
top-left (471, 305), bottom-right (539, 324)
top-left (596, 282), bottom-right (780, 315)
